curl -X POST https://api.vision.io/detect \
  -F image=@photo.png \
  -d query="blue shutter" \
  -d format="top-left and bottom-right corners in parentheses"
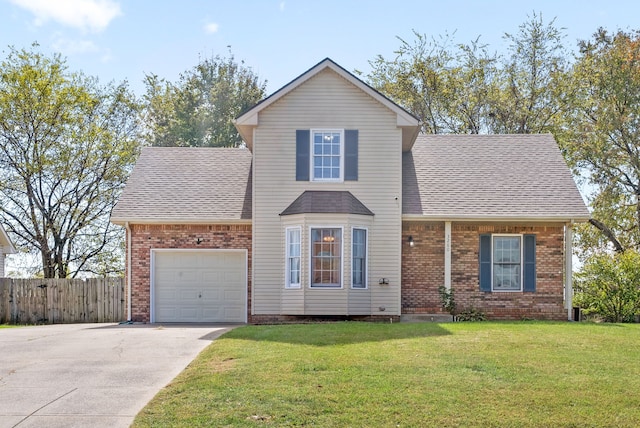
top-left (523, 234), bottom-right (536, 292)
top-left (479, 234), bottom-right (492, 292)
top-left (344, 130), bottom-right (358, 181)
top-left (296, 130), bottom-right (310, 181)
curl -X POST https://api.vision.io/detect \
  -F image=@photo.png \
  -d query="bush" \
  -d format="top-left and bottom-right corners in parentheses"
top-left (574, 249), bottom-right (640, 322)
top-left (438, 285), bottom-right (456, 315)
top-left (455, 308), bottom-right (487, 322)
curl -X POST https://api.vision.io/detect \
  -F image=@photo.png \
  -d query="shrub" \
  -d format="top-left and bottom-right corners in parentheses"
top-left (455, 308), bottom-right (487, 322)
top-left (438, 285), bottom-right (456, 315)
top-left (574, 249), bottom-right (640, 322)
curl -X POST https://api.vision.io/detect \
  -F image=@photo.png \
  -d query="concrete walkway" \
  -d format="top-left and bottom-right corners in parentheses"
top-left (0, 323), bottom-right (237, 428)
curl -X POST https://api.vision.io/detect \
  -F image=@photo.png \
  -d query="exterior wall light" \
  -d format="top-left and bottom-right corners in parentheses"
top-left (408, 236), bottom-right (414, 247)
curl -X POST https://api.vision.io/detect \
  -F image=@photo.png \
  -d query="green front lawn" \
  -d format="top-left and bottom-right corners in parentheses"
top-left (133, 322), bottom-right (640, 427)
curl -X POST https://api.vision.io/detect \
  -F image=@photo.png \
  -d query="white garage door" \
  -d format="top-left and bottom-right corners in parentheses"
top-left (153, 250), bottom-right (247, 323)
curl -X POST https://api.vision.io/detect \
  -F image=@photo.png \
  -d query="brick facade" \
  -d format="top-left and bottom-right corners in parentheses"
top-left (402, 221), bottom-right (568, 320)
top-left (126, 221), bottom-right (568, 323)
top-left (126, 224), bottom-right (252, 323)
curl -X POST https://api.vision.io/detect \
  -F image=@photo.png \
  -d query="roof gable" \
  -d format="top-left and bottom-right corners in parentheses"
top-left (111, 147), bottom-right (252, 224)
top-left (234, 58), bottom-right (420, 151)
top-left (403, 134), bottom-right (590, 221)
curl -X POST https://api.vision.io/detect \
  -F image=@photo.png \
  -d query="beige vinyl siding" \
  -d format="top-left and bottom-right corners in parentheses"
top-left (253, 68), bottom-right (403, 316)
top-left (0, 251), bottom-right (5, 277)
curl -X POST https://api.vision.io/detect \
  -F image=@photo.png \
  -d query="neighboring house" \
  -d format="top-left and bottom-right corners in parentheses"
top-left (0, 223), bottom-right (16, 277)
top-left (111, 58), bottom-right (589, 324)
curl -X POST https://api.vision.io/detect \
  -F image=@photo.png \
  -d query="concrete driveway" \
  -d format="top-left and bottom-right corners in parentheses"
top-left (0, 323), bottom-right (237, 428)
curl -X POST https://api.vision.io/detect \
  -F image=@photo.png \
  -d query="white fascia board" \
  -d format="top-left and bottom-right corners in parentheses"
top-left (110, 218), bottom-right (252, 226)
top-left (233, 112), bottom-right (258, 127)
top-left (401, 214), bottom-right (591, 223)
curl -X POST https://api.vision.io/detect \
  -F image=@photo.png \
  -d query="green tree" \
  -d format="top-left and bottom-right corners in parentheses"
top-left (365, 13), bottom-right (569, 135)
top-left (143, 52), bottom-right (266, 147)
top-left (366, 31), bottom-right (456, 133)
top-left (565, 29), bottom-right (640, 255)
top-left (366, 31), bottom-right (499, 134)
top-left (0, 44), bottom-right (140, 278)
top-left (489, 12), bottom-right (570, 134)
top-left (574, 249), bottom-right (640, 322)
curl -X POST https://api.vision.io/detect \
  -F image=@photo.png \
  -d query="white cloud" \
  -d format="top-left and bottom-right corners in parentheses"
top-left (51, 36), bottom-right (99, 55)
top-left (204, 22), bottom-right (219, 34)
top-left (10, 0), bottom-right (122, 33)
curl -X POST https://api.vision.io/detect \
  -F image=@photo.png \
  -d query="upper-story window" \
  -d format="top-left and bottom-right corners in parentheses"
top-left (296, 129), bottom-right (358, 182)
top-left (312, 130), bottom-right (343, 181)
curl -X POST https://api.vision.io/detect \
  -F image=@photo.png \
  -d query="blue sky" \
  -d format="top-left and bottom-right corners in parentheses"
top-left (1, 0), bottom-right (639, 96)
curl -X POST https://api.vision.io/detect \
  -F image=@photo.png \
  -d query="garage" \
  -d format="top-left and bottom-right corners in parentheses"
top-left (152, 250), bottom-right (247, 323)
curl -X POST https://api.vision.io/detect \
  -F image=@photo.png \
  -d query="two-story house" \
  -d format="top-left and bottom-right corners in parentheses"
top-left (111, 58), bottom-right (590, 323)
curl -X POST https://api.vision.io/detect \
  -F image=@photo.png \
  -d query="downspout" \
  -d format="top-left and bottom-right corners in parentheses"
top-left (125, 221), bottom-right (132, 322)
top-left (565, 222), bottom-right (574, 321)
top-left (444, 221), bottom-right (452, 290)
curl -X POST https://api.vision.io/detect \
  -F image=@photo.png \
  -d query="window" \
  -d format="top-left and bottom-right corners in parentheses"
top-left (286, 227), bottom-right (301, 288)
top-left (492, 235), bottom-right (521, 291)
top-left (296, 129), bottom-right (358, 181)
top-left (479, 234), bottom-right (536, 293)
top-left (310, 228), bottom-right (342, 287)
top-left (312, 130), bottom-right (343, 181)
top-left (352, 228), bottom-right (367, 289)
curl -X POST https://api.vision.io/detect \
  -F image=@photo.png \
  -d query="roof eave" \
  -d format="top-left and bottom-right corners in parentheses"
top-left (402, 214), bottom-right (591, 223)
top-left (110, 218), bottom-right (252, 226)
top-left (0, 227), bottom-right (16, 254)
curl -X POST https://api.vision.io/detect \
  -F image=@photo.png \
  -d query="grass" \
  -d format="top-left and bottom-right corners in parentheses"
top-left (133, 322), bottom-right (640, 427)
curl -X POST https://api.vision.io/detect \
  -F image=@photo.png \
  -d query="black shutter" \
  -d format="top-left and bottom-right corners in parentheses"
top-left (479, 234), bottom-right (492, 292)
top-left (344, 129), bottom-right (358, 181)
top-left (296, 130), bottom-right (310, 181)
top-left (523, 234), bottom-right (536, 292)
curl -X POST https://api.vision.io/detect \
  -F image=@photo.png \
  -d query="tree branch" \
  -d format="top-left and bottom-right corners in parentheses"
top-left (588, 218), bottom-right (625, 253)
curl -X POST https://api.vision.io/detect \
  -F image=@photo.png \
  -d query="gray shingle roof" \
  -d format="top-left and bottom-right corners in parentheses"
top-left (403, 134), bottom-right (590, 220)
top-left (280, 191), bottom-right (374, 216)
top-left (111, 147), bottom-right (252, 224)
top-left (113, 134), bottom-right (589, 224)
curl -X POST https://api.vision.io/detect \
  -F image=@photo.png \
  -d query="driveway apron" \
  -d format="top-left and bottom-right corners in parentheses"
top-left (0, 323), bottom-right (236, 428)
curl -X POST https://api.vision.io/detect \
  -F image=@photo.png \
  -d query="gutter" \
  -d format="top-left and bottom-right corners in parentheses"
top-left (111, 218), bottom-right (252, 226)
top-left (401, 214), bottom-right (591, 223)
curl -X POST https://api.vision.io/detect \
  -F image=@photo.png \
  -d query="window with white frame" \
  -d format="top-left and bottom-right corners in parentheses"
top-left (286, 227), bottom-right (301, 288)
top-left (310, 227), bottom-right (342, 287)
top-left (492, 235), bottom-right (522, 291)
top-left (312, 130), bottom-right (343, 181)
top-left (352, 228), bottom-right (367, 289)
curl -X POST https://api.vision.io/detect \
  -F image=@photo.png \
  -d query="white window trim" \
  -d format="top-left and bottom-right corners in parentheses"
top-left (310, 129), bottom-right (344, 182)
top-left (491, 234), bottom-right (523, 292)
top-left (285, 226), bottom-right (302, 289)
top-left (351, 227), bottom-right (368, 289)
top-left (309, 225), bottom-right (344, 289)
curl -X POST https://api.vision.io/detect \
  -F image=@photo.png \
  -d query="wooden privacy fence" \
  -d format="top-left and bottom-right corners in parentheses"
top-left (0, 278), bottom-right (125, 324)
